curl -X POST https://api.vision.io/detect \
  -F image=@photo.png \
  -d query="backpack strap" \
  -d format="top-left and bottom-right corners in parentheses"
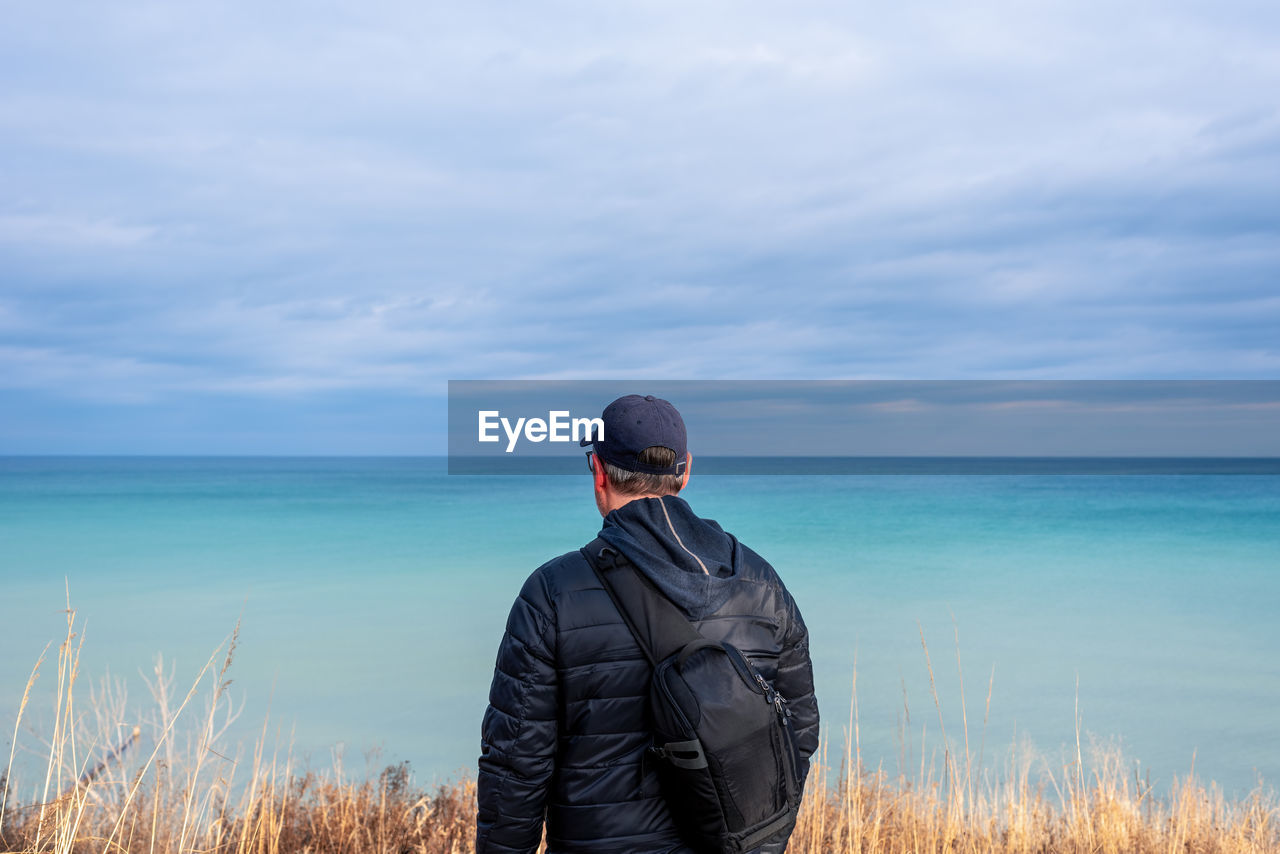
top-left (581, 537), bottom-right (706, 667)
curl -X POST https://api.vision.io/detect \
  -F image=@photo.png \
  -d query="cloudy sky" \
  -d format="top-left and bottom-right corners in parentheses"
top-left (3, 0), bottom-right (1278, 452)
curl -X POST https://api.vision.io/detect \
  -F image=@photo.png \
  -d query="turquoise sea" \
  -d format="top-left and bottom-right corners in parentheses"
top-left (2, 458), bottom-right (1278, 797)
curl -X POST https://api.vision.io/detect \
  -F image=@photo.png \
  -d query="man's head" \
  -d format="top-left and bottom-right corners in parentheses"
top-left (581, 394), bottom-right (692, 515)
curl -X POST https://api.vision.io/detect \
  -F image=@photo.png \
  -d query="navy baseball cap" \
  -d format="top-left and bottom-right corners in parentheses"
top-left (579, 394), bottom-right (688, 475)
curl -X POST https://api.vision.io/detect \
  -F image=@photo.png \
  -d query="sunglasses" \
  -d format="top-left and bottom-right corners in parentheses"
top-left (585, 451), bottom-right (595, 473)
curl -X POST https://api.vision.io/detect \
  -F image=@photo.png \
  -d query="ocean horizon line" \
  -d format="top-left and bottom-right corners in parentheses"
top-left (6, 455), bottom-right (1280, 474)
top-left (6, 453), bottom-right (1280, 459)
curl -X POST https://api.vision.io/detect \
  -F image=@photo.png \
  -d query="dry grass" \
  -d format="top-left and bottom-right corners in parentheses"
top-left (789, 740), bottom-right (1279, 854)
top-left (1, 600), bottom-right (476, 854)
top-left (2, 605), bottom-right (1276, 853)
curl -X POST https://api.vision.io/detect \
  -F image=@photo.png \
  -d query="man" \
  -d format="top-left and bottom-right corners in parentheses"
top-left (477, 394), bottom-right (819, 854)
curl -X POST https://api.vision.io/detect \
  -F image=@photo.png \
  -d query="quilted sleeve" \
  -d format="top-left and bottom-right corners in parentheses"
top-left (476, 568), bottom-right (559, 854)
top-left (775, 585), bottom-right (819, 787)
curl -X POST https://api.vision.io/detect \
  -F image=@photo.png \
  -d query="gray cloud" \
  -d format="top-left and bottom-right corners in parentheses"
top-left (2, 0), bottom-right (1278, 448)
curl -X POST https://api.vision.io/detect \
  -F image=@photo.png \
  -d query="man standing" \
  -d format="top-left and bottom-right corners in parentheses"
top-left (477, 394), bottom-right (819, 854)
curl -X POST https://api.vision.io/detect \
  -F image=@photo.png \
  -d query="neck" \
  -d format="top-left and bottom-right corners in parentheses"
top-left (597, 492), bottom-right (672, 517)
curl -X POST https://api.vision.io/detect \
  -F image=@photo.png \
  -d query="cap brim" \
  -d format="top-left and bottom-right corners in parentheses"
top-left (578, 418), bottom-right (604, 445)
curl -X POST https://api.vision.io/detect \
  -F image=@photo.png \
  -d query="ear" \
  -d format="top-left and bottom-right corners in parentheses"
top-left (592, 453), bottom-right (609, 493)
top-left (680, 453), bottom-right (692, 490)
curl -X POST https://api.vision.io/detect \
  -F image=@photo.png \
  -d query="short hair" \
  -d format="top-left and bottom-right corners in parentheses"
top-left (602, 446), bottom-right (685, 496)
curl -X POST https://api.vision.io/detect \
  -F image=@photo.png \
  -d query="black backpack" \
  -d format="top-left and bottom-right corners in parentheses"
top-left (582, 540), bottom-right (802, 854)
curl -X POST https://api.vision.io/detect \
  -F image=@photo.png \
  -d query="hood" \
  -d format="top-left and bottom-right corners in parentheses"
top-left (597, 495), bottom-right (739, 620)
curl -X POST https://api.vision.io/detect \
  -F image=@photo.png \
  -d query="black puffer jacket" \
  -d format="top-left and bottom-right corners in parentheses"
top-left (477, 496), bottom-right (820, 854)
